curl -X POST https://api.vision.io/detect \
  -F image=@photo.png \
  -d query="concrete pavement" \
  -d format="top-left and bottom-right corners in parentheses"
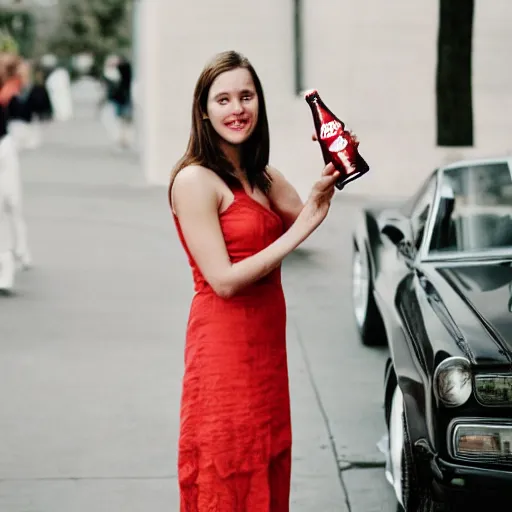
top-left (0, 89), bottom-right (396, 511)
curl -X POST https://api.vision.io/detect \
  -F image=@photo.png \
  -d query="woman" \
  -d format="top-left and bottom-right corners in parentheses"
top-left (0, 60), bottom-right (15, 292)
top-left (0, 53), bottom-right (32, 290)
top-left (7, 59), bottom-right (41, 151)
top-left (169, 51), bottom-right (340, 511)
top-left (0, 52), bottom-right (21, 291)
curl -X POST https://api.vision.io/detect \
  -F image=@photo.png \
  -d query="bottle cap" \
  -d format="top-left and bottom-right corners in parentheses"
top-left (303, 89), bottom-right (318, 100)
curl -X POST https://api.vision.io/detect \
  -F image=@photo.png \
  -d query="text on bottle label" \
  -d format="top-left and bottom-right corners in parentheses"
top-left (320, 120), bottom-right (342, 139)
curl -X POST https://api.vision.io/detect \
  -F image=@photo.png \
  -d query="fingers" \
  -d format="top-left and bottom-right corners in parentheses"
top-left (309, 169), bottom-right (338, 212)
top-left (316, 170), bottom-right (340, 191)
top-left (349, 130), bottom-right (360, 147)
top-left (327, 170), bottom-right (341, 187)
top-left (322, 162), bottom-right (336, 176)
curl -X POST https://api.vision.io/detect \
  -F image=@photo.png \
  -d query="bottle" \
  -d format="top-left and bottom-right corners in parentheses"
top-left (305, 89), bottom-right (369, 190)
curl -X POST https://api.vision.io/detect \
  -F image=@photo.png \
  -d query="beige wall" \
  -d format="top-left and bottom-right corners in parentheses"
top-left (136, 0), bottom-right (512, 199)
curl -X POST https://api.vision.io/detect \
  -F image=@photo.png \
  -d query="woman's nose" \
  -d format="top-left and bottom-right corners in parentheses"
top-left (233, 101), bottom-right (244, 114)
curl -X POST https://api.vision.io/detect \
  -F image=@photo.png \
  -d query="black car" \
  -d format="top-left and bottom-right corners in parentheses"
top-left (351, 158), bottom-right (512, 511)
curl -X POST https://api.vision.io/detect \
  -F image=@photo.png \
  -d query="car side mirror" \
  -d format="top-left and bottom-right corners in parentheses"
top-left (381, 223), bottom-right (406, 245)
top-left (379, 209), bottom-right (413, 247)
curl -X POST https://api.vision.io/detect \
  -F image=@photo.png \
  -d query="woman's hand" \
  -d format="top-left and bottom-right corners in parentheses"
top-left (298, 162), bottom-right (340, 231)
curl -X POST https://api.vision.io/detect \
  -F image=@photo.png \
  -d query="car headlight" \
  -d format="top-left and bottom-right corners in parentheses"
top-left (450, 421), bottom-right (512, 465)
top-left (434, 356), bottom-right (472, 407)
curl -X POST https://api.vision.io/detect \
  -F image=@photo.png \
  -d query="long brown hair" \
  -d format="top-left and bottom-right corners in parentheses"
top-left (170, 51), bottom-right (272, 197)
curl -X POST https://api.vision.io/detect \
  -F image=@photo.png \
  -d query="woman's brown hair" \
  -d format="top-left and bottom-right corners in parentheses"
top-left (170, 51), bottom-right (272, 198)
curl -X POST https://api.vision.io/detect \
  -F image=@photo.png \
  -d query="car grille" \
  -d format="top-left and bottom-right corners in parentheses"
top-left (474, 374), bottom-right (512, 406)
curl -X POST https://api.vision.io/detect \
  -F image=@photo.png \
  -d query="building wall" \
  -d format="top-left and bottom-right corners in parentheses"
top-left (136, 0), bottom-right (512, 200)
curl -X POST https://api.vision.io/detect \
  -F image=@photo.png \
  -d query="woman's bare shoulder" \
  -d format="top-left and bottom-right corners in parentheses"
top-left (174, 164), bottom-right (216, 186)
top-left (265, 164), bottom-right (284, 181)
top-left (172, 165), bottom-right (221, 214)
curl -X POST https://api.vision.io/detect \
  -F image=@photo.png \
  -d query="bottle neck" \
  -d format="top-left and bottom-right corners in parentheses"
top-left (308, 95), bottom-right (329, 121)
top-left (306, 94), bottom-right (321, 106)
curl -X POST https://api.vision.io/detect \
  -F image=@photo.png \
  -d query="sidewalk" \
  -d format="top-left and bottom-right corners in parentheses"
top-left (0, 89), bottom-right (395, 511)
top-left (0, 99), bottom-right (182, 510)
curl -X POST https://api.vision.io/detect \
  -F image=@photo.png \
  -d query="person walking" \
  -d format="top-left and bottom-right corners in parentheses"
top-left (0, 53), bottom-right (32, 293)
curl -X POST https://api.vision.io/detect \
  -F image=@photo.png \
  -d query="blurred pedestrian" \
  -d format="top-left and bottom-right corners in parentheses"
top-left (7, 59), bottom-right (42, 150)
top-left (113, 58), bottom-right (133, 148)
top-left (29, 67), bottom-right (53, 123)
top-left (45, 65), bottom-right (73, 122)
top-left (100, 55), bottom-right (133, 149)
top-left (0, 80), bottom-right (15, 292)
top-left (0, 52), bottom-right (32, 292)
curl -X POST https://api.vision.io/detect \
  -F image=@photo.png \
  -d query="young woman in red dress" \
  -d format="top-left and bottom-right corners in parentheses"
top-left (169, 50), bottom-right (340, 512)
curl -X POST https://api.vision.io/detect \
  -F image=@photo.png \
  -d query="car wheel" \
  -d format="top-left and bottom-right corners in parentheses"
top-left (389, 384), bottom-right (453, 512)
top-left (352, 244), bottom-right (386, 346)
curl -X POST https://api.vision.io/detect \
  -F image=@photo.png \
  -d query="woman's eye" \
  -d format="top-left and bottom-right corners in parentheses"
top-left (218, 98), bottom-right (228, 105)
top-left (242, 95), bottom-right (252, 102)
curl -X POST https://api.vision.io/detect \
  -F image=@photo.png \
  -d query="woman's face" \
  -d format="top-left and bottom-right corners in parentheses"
top-left (17, 61), bottom-right (31, 86)
top-left (206, 67), bottom-right (259, 146)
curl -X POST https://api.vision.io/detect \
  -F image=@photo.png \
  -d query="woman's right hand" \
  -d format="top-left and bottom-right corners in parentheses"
top-left (298, 162), bottom-right (340, 232)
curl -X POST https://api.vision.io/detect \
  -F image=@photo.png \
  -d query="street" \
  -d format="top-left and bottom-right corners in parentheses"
top-left (0, 88), bottom-right (397, 511)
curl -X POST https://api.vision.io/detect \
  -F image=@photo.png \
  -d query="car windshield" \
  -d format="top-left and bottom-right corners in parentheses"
top-left (428, 162), bottom-right (512, 257)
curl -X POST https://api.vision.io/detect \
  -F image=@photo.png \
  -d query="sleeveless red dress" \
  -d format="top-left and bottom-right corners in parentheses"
top-left (173, 187), bottom-right (292, 512)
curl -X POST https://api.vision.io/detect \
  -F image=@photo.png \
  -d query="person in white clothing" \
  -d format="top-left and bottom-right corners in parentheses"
top-left (0, 133), bottom-right (27, 292)
top-left (0, 52), bottom-right (32, 293)
top-left (45, 66), bottom-right (73, 122)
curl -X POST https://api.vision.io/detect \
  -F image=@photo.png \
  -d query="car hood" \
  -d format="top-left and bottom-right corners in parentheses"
top-left (431, 260), bottom-right (512, 364)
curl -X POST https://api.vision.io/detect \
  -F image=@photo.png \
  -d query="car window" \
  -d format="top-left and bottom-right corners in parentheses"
top-left (410, 176), bottom-right (437, 250)
top-left (429, 162), bottom-right (512, 255)
top-left (401, 171), bottom-right (438, 217)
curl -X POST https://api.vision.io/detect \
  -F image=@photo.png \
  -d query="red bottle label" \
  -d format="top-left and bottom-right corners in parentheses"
top-left (320, 120), bottom-right (356, 174)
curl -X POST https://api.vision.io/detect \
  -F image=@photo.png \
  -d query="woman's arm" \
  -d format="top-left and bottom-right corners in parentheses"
top-left (172, 164), bottom-right (338, 299)
top-left (266, 165), bottom-right (304, 230)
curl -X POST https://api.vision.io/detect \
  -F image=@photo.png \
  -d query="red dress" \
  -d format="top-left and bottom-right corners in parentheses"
top-left (173, 187), bottom-right (292, 512)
